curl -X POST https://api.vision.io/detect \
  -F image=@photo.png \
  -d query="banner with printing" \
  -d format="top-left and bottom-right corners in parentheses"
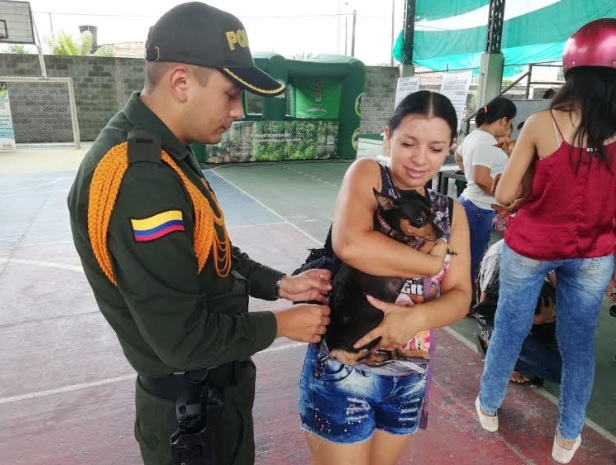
top-left (0, 82), bottom-right (16, 152)
top-left (394, 76), bottom-right (421, 110)
top-left (439, 71), bottom-right (472, 128)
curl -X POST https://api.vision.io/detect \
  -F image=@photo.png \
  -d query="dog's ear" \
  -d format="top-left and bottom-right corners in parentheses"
top-left (373, 188), bottom-right (396, 211)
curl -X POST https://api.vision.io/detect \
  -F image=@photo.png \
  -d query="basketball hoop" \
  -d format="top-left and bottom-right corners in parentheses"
top-left (0, 19), bottom-right (8, 42)
top-left (0, 2), bottom-right (35, 45)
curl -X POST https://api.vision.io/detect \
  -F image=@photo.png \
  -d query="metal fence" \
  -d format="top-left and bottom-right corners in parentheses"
top-left (0, 76), bottom-right (80, 148)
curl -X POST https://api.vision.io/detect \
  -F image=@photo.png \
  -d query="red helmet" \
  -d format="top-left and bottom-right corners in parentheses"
top-left (562, 18), bottom-right (616, 73)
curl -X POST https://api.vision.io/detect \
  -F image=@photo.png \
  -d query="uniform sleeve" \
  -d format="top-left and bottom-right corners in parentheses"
top-left (231, 246), bottom-right (284, 300)
top-left (107, 162), bottom-right (277, 371)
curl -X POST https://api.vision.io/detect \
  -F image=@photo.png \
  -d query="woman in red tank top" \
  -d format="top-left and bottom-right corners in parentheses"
top-left (475, 19), bottom-right (616, 465)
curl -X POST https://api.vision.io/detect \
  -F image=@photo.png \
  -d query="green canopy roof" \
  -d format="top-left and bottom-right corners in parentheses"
top-left (393, 0), bottom-right (616, 76)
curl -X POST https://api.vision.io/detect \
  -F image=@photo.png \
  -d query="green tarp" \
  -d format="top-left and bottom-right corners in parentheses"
top-left (393, 0), bottom-right (616, 75)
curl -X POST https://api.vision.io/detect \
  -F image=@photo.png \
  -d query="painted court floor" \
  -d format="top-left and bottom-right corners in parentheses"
top-left (0, 145), bottom-right (615, 464)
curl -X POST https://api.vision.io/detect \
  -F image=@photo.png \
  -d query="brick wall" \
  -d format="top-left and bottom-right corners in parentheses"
top-left (0, 54), bottom-right (396, 142)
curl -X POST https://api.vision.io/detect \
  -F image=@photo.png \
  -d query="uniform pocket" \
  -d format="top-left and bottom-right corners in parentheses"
top-left (134, 416), bottom-right (159, 450)
top-left (134, 379), bottom-right (176, 462)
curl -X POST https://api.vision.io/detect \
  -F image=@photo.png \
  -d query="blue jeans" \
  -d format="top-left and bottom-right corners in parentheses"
top-left (299, 344), bottom-right (426, 443)
top-left (459, 197), bottom-right (496, 281)
top-left (479, 243), bottom-right (613, 440)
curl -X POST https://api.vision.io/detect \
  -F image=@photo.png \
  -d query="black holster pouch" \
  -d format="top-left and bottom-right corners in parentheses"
top-left (139, 363), bottom-right (238, 465)
top-left (170, 378), bottom-right (223, 465)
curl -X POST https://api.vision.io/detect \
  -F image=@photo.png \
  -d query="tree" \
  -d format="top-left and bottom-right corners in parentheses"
top-left (7, 44), bottom-right (28, 54)
top-left (46, 30), bottom-right (116, 57)
top-left (292, 51), bottom-right (314, 60)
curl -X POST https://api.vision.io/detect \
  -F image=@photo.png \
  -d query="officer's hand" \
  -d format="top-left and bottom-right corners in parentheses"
top-left (274, 304), bottom-right (330, 343)
top-left (278, 269), bottom-right (332, 303)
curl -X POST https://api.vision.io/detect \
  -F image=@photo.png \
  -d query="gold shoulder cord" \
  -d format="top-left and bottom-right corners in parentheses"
top-left (87, 142), bottom-right (231, 285)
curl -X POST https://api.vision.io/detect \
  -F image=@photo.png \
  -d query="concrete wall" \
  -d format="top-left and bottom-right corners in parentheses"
top-left (358, 66), bottom-right (398, 135)
top-left (0, 54), bottom-right (396, 142)
top-left (0, 55), bottom-right (144, 142)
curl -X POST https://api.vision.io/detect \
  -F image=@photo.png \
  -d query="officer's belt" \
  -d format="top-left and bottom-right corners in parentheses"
top-left (138, 362), bottom-right (238, 402)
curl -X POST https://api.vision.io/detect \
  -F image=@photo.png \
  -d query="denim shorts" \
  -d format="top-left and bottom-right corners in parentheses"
top-left (299, 344), bottom-right (427, 444)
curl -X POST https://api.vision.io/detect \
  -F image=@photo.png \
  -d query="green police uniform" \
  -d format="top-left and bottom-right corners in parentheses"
top-left (67, 92), bottom-right (283, 465)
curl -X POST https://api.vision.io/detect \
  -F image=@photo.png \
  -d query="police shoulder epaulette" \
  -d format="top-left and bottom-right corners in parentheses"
top-left (88, 131), bottom-right (232, 286)
top-left (126, 129), bottom-right (162, 164)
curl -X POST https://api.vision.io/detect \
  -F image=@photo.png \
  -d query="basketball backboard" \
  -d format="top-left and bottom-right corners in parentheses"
top-left (0, 0), bottom-right (34, 44)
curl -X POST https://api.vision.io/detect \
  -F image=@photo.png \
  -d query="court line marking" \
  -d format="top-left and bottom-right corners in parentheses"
top-left (210, 169), bottom-right (326, 244)
top-left (2, 189), bottom-right (70, 199)
top-left (4, 240), bottom-right (75, 248)
top-left (0, 342), bottom-right (306, 406)
top-left (0, 257), bottom-right (83, 272)
top-left (0, 178), bottom-right (65, 194)
top-left (0, 222), bottom-right (290, 272)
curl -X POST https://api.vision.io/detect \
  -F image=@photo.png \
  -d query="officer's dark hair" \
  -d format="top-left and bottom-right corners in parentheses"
top-left (550, 66), bottom-right (616, 169)
top-left (388, 90), bottom-right (458, 144)
top-left (475, 97), bottom-right (517, 128)
top-left (144, 62), bottom-right (213, 91)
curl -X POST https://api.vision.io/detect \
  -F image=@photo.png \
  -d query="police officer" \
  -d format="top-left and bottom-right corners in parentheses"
top-left (67, 3), bottom-right (331, 465)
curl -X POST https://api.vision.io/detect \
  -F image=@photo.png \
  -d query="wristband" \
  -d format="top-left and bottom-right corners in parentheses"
top-left (276, 275), bottom-right (285, 297)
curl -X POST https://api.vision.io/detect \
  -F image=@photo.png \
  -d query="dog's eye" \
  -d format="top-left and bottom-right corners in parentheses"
top-left (411, 216), bottom-right (425, 227)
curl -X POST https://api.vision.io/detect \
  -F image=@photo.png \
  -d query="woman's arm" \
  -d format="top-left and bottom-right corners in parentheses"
top-left (495, 113), bottom-right (539, 204)
top-left (353, 200), bottom-right (472, 349)
top-left (472, 164), bottom-right (496, 194)
top-left (332, 158), bottom-right (446, 278)
top-left (454, 151), bottom-right (464, 171)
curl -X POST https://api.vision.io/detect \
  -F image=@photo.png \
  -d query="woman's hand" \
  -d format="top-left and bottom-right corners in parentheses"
top-left (353, 295), bottom-right (427, 350)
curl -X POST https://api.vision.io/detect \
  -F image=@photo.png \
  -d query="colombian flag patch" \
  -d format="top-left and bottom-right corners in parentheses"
top-left (131, 210), bottom-right (185, 242)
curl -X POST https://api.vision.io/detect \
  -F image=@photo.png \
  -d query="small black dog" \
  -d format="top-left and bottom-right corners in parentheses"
top-left (326, 189), bottom-right (443, 365)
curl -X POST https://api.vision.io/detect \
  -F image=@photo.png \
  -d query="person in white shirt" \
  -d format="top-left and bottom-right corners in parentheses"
top-left (454, 97), bottom-right (517, 285)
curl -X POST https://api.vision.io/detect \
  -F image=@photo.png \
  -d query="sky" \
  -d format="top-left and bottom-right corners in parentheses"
top-left (15, 0), bottom-right (404, 65)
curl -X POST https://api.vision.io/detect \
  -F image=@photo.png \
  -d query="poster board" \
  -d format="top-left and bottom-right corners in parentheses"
top-left (0, 82), bottom-right (16, 151)
top-left (394, 76), bottom-right (421, 109)
top-left (439, 71), bottom-right (472, 128)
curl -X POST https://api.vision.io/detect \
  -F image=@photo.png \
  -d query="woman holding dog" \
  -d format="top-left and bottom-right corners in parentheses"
top-left (477, 18), bottom-right (616, 464)
top-left (298, 90), bottom-right (471, 465)
top-left (455, 97), bottom-right (517, 283)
